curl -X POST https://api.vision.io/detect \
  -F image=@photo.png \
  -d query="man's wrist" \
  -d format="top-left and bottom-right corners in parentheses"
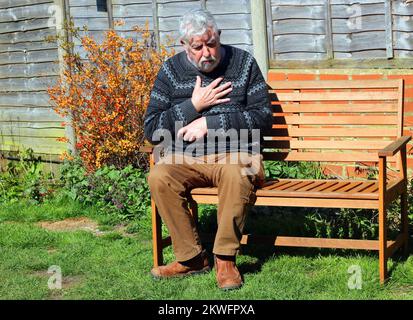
top-left (191, 98), bottom-right (202, 112)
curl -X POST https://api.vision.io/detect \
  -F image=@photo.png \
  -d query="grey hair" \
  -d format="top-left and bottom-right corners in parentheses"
top-left (179, 9), bottom-right (219, 43)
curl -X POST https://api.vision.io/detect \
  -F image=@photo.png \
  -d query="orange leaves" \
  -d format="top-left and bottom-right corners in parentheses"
top-left (48, 23), bottom-right (173, 172)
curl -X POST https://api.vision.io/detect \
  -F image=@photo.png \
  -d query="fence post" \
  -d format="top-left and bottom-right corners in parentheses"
top-left (251, 0), bottom-right (269, 80)
top-left (53, 0), bottom-right (77, 157)
top-left (385, 0), bottom-right (394, 59)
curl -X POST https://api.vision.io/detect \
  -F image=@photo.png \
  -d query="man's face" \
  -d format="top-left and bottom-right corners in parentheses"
top-left (183, 29), bottom-right (221, 73)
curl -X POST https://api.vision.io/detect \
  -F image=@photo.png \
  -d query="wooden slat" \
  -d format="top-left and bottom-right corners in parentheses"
top-left (300, 181), bottom-right (325, 191)
top-left (261, 151), bottom-right (397, 163)
top-left (348, 182), bottom-right (376, 193)
top-left (268, 80), bottom-right (402, 89)
top-left (272, 103), bottom-right (398, 113)
top-left (274, 92), bottom-right (399, 101)
top-left (360, 182), bottom-right (379, 194)
top-left (329, 181), bottom-right (351, 192)
top-left (265, 180), bottom-right (292, 190)
top-left (281, 181), bottom-right (311, 191)
top-left (338, 181), bottom-right (364, 193)
top-left (267, 127), bottom-right (398, 138)
top-left (274, 116), bottom-right (398, 125)
top-left (264, 236), bottom-right (380, 250)
top-left (191, 194), bottom-right (379, 209)
top-left (290, 181), bottom-right (315, 191)
top-left (254, 196), bottom-right (379, 208)
top-left (191, 179), bottom-right (383, 200)
top-left (259, 190), bottom-right (378, 200)
top-left (201, 234), bottom-right (399, 252)
top-left (322, 181), bottom-right (349, 193)
top-left (309, 181), bottom-right (337, 192)
top-left (262, 140), bottom-right (391, 150)
top-left (277, 180), bottom-right (303, 191)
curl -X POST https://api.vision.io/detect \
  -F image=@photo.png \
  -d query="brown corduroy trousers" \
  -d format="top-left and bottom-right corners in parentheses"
top-left (147, 152), bottom-right (265, 262)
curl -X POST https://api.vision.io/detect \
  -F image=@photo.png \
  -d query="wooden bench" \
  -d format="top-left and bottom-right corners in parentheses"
top-left (143, 79), bottom-right (411, 284)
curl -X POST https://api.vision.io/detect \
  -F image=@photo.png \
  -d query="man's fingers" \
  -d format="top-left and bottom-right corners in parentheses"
top-left (195, 76), bottom-right (201, 89)
top-left (215, 87), bottom-right (233, 99)
top-left (215, 81), bottom-right (232, 90)
top-left (208, 77), bottom-right (223, 88)
top-left (214, 98), bottom-right (231, 105)
top-left (183, 131), bottom-right (195, 142)
top-left (177, 127), bottom-right (186, 139)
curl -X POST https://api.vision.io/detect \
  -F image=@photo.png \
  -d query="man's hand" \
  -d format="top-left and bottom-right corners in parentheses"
top-left (177, 117), bottom-right (208, 142)
top-left (191, 76), bottom-right (232, 112)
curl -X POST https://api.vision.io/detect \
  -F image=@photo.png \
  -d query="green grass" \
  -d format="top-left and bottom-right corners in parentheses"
top-left (1, 198), bottom-right (413, 300)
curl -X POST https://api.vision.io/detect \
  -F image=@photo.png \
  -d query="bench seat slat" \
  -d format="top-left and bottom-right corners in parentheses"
top-left (301, 181), bottom-right (326, 191)
top-left (261, 180), bottom-right (291, 190)
top-left (277, 180), bottom-right (303, 191)
top-left (339, 181), bottom-right (364, 193)
top-left (190, 179), bottom-right (403, 201)
top-left (312, 181), bottom-right (338, 192)
top-left (289, 181), bottom-right (315, 191)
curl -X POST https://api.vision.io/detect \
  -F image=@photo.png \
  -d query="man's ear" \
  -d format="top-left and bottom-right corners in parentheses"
top-left (218, 29), bottom-right (221, 37)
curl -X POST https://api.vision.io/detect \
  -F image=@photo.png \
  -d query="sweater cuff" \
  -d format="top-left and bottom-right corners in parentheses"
top-left (179, 99), bottom-right (201, 123)
top-left (205, 115), bottom-right (221, 130)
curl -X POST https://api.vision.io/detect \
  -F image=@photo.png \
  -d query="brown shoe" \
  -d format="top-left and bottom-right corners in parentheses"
top-left (151, 251), bottom-right (210, 279)
top-left (215, 255), bottom-right (243, 290)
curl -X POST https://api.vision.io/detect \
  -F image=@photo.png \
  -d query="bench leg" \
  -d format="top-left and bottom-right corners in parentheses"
top-left (401, 192), bottom-right (409, 256)
top-left (379, 202), bottom-right (388, 284)
top-left (378, 157), bottom-right (388, 284)
top-left (151, 198), bottom-right (163, 267)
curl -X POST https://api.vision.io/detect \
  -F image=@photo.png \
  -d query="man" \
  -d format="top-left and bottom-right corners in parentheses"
top-left (144, 9), bottom-right (272, 290)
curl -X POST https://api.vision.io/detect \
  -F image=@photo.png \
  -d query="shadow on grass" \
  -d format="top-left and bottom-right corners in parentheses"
top-left (196, 204), bottom-right (413, 277)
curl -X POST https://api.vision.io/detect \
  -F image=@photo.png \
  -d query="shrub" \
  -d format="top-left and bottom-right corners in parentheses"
top-left (48, 21), bottom-right (174, 172)
top-left (59, 158), bottom-right (150, 222)
top-left (0, 149), bottom-right (56, 203)
top-left (264, 160), bottom-right (324, 180)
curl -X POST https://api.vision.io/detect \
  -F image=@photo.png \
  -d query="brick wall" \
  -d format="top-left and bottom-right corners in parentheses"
top-left (267, 69), bottom-right (413, 178)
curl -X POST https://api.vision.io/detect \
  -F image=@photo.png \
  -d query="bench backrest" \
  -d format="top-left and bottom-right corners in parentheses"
top-left (263, 80), bottom-right (404, 167)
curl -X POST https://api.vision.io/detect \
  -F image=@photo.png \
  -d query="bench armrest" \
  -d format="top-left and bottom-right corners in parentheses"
top-left (139, 141), bottom-right (154, 153)
top-left (139, 146), bottom-right (154, 153)
top-left (378, 136), bottom-right (411, 157)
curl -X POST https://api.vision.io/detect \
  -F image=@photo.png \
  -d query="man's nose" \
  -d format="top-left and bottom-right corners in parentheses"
top-left (202, 45), bottom-right (211, 57)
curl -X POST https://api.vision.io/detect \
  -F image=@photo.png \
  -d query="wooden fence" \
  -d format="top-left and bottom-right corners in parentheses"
top-left (267, 0), bottom-right (413, 67)
top-left (0, 0), bottom-right (253, 159)
top-left (0, 0), bottom-right (412, 160)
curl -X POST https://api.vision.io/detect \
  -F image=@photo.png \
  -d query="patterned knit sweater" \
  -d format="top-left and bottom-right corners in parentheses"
top-left (144, 44), bottom-right (273, 156)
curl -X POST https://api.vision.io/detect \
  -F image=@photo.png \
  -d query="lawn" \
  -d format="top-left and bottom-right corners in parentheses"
top-left (1, 197), bottom-right (413, 300)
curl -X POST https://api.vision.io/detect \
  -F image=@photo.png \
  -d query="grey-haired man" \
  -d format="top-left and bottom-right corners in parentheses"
top-left (144, 9), bottom-right (272, 290)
